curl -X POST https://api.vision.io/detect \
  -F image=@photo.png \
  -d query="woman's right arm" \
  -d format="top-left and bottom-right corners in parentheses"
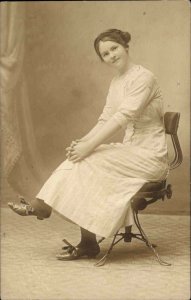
top-left (66, 107), bottom-right (112, 152)
top-left (79, 121), bottom-right (105, 142)
top-left (66, 120), bottom-right (107, 154)
top-left (80, 91), bottom-right (113, 142)
top-left (66, 86), bottom-right (113, 151)
top-left (71, 97), bottom-right (113, 146)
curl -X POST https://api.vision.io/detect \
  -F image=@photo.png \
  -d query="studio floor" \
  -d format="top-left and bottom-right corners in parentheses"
top-left (1, 208), bottom-right (190, 300)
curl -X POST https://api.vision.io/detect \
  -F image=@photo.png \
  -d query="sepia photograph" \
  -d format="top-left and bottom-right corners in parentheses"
top-left (1, 1), bottom-right (190, 299)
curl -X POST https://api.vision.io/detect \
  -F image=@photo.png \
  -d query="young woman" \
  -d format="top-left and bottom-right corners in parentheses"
top-left (8, 29), bottom-right (169, 260)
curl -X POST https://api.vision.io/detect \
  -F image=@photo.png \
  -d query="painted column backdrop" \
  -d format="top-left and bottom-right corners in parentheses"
top-left (3, 1), bottom-right (190, 213)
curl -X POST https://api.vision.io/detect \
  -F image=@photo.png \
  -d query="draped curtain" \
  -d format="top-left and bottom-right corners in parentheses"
top-left (0, 2), bottom-right (45, 200)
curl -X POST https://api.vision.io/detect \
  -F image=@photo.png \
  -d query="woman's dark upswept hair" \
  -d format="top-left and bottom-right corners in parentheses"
top-left (94, 29), bottom-right (131, 61)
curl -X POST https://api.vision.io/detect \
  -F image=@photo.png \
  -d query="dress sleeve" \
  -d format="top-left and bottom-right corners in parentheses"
top-left (112, 72), bottom-right (156, 129)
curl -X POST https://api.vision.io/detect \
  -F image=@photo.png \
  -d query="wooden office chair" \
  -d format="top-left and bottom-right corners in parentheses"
top-left (95, 112), bottom-right (183, 267)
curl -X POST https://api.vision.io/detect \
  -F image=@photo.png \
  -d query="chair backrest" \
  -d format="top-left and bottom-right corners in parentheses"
top-left (164, 112), bottom-right (183, 169)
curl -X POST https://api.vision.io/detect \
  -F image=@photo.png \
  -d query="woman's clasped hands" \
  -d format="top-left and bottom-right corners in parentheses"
top-left (66, 139), bottom-right (94, 163)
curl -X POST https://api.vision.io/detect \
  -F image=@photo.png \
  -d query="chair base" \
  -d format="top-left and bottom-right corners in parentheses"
top-left (96, 219), bottom-right (171, 267)
top-left (95, 236), bottom-right (158, 267)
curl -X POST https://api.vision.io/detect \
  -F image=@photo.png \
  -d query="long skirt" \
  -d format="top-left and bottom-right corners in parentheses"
top-left (36, 143), bottom-right (168, 237)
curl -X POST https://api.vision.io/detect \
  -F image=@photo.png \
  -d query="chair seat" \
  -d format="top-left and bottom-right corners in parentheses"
top-left (133, 181), bottom-right (166, 199)
top-left (138, 181), bottom-right (165, 192)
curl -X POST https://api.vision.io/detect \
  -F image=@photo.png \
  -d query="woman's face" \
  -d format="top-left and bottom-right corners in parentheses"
top-left (98, 40), bottom-right (129, 73)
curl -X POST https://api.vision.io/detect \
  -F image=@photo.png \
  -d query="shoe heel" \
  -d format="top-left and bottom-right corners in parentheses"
top-left (37, 216), bottom-right (44, 220)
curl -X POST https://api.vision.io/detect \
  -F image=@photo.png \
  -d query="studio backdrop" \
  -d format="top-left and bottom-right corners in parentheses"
top-left (1, 1), bottom-right (190, 214)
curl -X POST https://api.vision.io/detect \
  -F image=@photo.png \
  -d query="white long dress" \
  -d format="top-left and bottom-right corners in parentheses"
top-left (36, 65), bottom-right (169, 238)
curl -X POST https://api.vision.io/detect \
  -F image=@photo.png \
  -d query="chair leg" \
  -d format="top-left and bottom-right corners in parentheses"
top-left (132, 210), bottom-right (171, 266)
top-left (95, 232), bottom-right (118, 267)
top-left (95, 230), bottom-right (126, 267)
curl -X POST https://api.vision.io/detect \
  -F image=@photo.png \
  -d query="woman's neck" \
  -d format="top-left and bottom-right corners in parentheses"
top-left (117, 60), bottom-right (136, 77)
